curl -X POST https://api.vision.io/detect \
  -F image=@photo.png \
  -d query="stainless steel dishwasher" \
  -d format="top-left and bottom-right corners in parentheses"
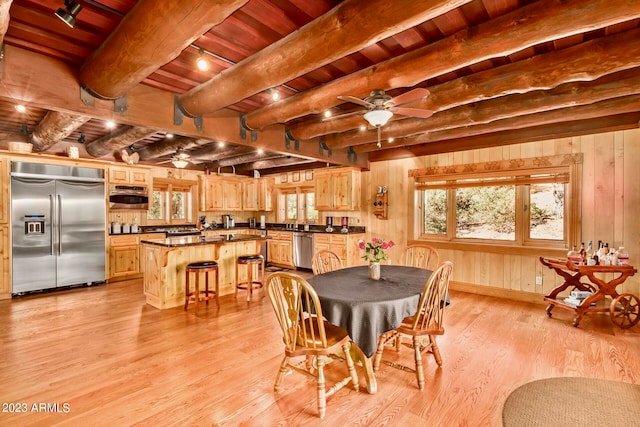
top-left (293, 232), bottom-right (314, 269)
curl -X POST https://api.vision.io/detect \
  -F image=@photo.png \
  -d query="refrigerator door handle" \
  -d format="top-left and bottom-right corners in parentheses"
top-left (50, 194), bottom-right (55, 256)
top-left (57, 194), bottom-right (62, 255)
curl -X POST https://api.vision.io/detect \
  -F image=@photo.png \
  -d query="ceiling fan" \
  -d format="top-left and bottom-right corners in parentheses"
top-left (158, 148), bottom-right (191, 168)
top-left (335, 88), bottom-right (433, 147)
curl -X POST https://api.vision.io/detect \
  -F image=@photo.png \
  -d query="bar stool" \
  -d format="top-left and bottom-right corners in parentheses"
top-left (235, 254), bottom-right (265, 301)
top-left (184, 261), bottom-right (219, 310)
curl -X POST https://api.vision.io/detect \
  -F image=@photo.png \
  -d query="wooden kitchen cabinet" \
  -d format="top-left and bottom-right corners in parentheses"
top-left (0, 158), bottom-right (8, 224)
top-left (258, 177), bottom-right (274, 211)
top-left (109, 165), bottom-right (151, 186)
top-left (199, 175), bottom-right (243, 211)
top-left (314, 167), bottom-right (361, 211)
top-left (109, 235), bottom-right (140, 280)
top-left (0, 225), bottom-right (10, 300)
top-left (267, 230), bottom-right (294, 268)
top-left (313, 233), bottom-right (365, 267)
top-left (243, 178), bottom-right (259, 211)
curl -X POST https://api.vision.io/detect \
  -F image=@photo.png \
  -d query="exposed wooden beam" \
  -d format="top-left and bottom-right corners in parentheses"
top-left (0, 0), bottom-right (11, 47)
top-left (330, 67), bottom-right (640, 151)
top-left (368, 113), bottom-right (640, 161)
top-left (80, 0), bottom-right (248, 99)
top-left (217, 152), bottom-right (282, 168)
top-left (244, 0), bottom-right (640, 130)
top-left (177, 0), bottom-right (471, 116)
top-left (0, 45), bottom-right (366, 168)
top-left (30, 111), bottom-right (90, 152)
top-left (0, 131), bottom-right (27, 144)
top-left (237, 157), bottom-right (317, 173)
top-left (84, 125), bottom-right (157, 157)
top-left (135, 136), bottom-right (205, 161)
top-left (359, 95), bottom-right (640, 153)
top-left (296, 27), bottom-right (640, 142)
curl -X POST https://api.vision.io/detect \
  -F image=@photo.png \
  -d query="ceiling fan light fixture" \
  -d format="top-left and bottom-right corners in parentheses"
top-left (171, 158), bottom-right (189, 169)
top-left (364, 110), bottom-right (393, 127)
top-left (55, 1), bottom-right (82, 28)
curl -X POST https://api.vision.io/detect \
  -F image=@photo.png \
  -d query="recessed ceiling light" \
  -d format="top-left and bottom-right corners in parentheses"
top-left (105, 121), bottom-right (116, 129)
top-left (324, 110), bottom-right (332, 118)
top-left (14, 104), bottom-right (26, 113)
top-left (271, 90), bottom-right (280, 101)
top-left (165, 133), bottom-right (174, 138)
top-left (196, 48), bottom-right (209, 71)
top-left (359, 125), bottom-right (366, 131)
top-left (218, 141), bottom-right (225, 147)
top-left (257, 148), bottom-right (264, 154)
top-left (388, 137), bottom-right (395, 143)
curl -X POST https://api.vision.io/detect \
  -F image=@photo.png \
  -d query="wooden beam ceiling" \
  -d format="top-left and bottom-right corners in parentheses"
top-left (244, 0), bottom-right (640, 130)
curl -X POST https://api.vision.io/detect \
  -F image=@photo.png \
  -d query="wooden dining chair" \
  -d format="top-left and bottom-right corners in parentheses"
top-left (373, 261), bottom-right (453, 391)
top-left (265, 272), bottom-right (359, 419)
top-left (311, 249), bottom-right (343, 275)
top-left (399, 243), bottom-right (440, 271)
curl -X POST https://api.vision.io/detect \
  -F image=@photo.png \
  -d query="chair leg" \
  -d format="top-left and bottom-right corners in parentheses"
top-left (413, 336), bottom-right (425, 391)
top-left (194, 272), bottom-right (200, 311)
top-left (274, 356), bottom-right (289, 393)
top-left (246, 263), bottom-right (253, 302)
top-left (184, 270), bottom-right (190, 310)
top-left (430, 335), bottom-right (442, 366)
top-left (214, 268), bottom-right (220, 307)
top-left (316, 356), bottom-right (327, 419)
top-left (342, 342), bottom-right (360, 392)
top-left (373, 335), bottom-right (386, 371)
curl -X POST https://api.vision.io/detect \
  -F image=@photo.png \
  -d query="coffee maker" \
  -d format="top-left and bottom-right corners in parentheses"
top-left (222, 214), bottom-right (235, 229)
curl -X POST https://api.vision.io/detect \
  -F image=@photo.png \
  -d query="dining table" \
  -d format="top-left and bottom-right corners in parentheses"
top-left (307, 264), bottom-right (433, 394)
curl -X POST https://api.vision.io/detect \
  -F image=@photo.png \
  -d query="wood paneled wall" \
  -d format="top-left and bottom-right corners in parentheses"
top-left (362, 129), bottom-right (640, 297)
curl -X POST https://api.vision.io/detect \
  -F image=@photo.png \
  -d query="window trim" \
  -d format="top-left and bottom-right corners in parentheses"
top-left (409, 154), bottom-right (582, 251)
top-left (147, 178), bottom-right (197, 225)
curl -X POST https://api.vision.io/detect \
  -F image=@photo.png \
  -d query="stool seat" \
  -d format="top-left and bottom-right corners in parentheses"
top-left (238, 254), bottom-right (265, 263)
top-left (187, 261), bottom-right (218, 269)
top-left (185, 260), bottom-right (219, 311)
top-left (236, 253), bottom-right (265, 302)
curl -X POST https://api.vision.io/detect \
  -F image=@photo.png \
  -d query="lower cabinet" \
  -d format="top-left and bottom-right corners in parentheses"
top-left (0, 226), bottom-right (9, 300)
top-left (267, 231), bottom-right (294, 268)
top-left (314, 233), bottom-right (365, 267)
top-left (108, 233), bottom-right (163, 281)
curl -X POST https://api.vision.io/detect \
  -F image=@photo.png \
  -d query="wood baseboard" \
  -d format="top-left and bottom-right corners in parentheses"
top-left (450, 280), bottom-right (547, 306)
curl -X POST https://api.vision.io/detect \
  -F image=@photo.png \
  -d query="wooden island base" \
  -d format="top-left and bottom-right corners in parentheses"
top-left (141, 234), bottom-right (265, 309)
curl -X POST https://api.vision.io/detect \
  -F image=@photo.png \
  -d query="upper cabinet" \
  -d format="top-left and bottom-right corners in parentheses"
top-left (258, 177), bottom-right (274, 211)
top-left (243, 178), bottom-right (259, 211)
top-left (0, 158), bottom-right (8, 224)
top-left (314, 167), bottom-right (361, 211)
top-left (109, 165), bottom-right (151, 186)
top-left (199, 175), bottom-right (242, 211)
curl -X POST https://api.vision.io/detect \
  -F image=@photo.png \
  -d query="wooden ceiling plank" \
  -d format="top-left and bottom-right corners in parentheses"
top-left (297, 26), bottom-right (640, 142)
top-left (85, 125), bottom-right (157, 158)
top-left (30, 111), bottom-right (91, 152)
top-left (135, 136), bottom-right (205, 161)
top-left (177, 0), bottom-right (472, 116)
top-left (245, 0), bottom-right (640, 130)
top-left (79, 0), bottom-right (249, 99)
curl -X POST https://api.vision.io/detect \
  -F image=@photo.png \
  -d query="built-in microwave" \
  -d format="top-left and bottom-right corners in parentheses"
top-left (109, 185), bottom-right (149, 210)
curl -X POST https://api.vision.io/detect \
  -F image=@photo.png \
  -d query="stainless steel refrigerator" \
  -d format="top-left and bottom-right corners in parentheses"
top-left (11, 162), bottom-right (106, 294)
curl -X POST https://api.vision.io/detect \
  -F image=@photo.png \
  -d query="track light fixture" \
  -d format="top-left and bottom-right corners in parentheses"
top-left (196, 48), bottom-right (209, 71)
top-left (55, 1), bottom-right (83, 28)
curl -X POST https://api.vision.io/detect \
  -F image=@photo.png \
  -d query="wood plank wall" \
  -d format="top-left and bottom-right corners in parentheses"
top-left (362, 128), bottom-right (640, 298)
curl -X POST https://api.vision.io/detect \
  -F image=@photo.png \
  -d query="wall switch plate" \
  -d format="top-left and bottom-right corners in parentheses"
top-left (535, 276), bottom-right (543, 285)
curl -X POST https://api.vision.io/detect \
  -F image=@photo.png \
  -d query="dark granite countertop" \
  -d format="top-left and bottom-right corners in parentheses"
top-left (140, 233), bottom-right (268, 248)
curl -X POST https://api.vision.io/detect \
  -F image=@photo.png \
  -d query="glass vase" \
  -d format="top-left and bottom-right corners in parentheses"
top-left (369, 262), bottom-right (381, 280)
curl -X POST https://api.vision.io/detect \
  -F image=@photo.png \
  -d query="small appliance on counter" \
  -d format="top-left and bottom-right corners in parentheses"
top-left (325, 216), bottom-right (333, 232)
top-left (341, 216), bottom-right (349, 233)
top-left (260, 215), bottom-right (266, 229)
top-left (249, 217), bottom-right (256, 228)
top-left (222, 214), bottom-right (235, 229)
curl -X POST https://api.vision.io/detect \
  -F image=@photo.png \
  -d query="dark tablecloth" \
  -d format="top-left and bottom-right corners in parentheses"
top-left (307, 265), bottom-right (431, 358)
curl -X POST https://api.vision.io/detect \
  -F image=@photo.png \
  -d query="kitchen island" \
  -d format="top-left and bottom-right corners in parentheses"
top-left (141, 234), bottom-right (267, 309)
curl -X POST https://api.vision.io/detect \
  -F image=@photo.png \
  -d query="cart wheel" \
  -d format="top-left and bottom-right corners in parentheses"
top-left (610, 293), bottom-right (640, 329)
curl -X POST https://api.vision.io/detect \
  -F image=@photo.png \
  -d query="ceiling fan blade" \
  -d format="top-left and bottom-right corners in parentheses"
top-left (392, 107), bottom-right (434, 119)
top-left (390, 88), bottom-right (430, 106)
top-left (322, 109), bottom-right (365, 122)
top-left (338, 95), bottom-right (374, 108)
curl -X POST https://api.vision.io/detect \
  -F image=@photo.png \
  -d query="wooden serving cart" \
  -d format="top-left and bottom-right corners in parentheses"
top-left (539, 257), bottom-right (639, 328)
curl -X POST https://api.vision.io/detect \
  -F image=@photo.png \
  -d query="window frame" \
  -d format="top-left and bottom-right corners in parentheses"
top-left (409, 154), bottom-right (582, 252)
top-left (278, 184), bottom-right (318, 224)
top-left (147, 178), bottom-right (197, 225)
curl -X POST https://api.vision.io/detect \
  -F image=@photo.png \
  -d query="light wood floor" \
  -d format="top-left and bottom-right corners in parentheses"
top-left (1, 276), bottom-right (638, 426)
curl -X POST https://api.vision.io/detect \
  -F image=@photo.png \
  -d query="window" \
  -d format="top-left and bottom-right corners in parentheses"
top-left (280, 186), bottom-right (318, 223)
top-left (147, 179), bottom-right (196, 224)
top-left (411, 154), bottom-right (582, 248)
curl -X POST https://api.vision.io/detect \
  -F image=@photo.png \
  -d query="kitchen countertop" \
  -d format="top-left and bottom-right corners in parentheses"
top-left (140, 233), bottom-right (268, 248)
